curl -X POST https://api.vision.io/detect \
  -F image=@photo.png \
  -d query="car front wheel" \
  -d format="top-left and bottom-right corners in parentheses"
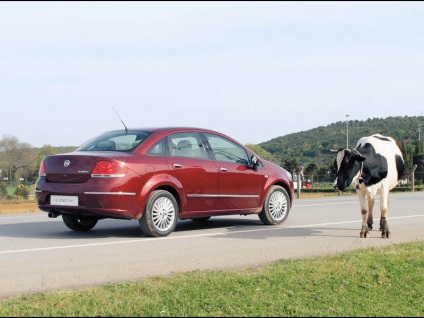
top-left (139, 190), bottom-right (179, 237)
top-left (62, 214), bottom-right (98, 231)
top-left (259, 185), bottom-right (290, 225)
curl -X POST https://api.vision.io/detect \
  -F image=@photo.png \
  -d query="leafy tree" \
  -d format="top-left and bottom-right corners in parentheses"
top-left (0, 135), bottom-right (36, 182)
top-left (304, 163), bottom-right (318, 182)
top-left (413, 154), bottom-right (424, 182)
top-left (414, 140), bottom-right (424, 154)
top-left (283, 158), bottom-right (300, 175)
top-left (37, 145), bottom-right (57, 164)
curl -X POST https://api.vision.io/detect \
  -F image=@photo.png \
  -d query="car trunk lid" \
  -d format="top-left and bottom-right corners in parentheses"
top-left (43, 152), bottom-right (132, 183)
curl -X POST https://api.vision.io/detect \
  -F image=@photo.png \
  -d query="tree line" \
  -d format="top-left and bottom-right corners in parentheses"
top-left (1, 115), bottom-right (424, 186)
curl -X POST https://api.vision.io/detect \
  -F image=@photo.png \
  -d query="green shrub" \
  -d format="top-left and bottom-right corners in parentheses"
top-left (14, 184), bottom-right (30, 199)
top-left (0, 182), bottom-right (7, 198)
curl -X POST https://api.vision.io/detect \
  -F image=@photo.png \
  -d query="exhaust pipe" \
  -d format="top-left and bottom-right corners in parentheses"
top-left (48, 212), bottom-right (60, 218)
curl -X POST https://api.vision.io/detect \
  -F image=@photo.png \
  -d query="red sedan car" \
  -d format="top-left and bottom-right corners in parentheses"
top-left (35, 127), bottom-right (294, 237)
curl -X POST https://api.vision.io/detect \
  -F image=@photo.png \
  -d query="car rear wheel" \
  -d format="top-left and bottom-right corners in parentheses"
top-left (139, 190), bottom-right (179, 237)
top-left (259, 185), bottom-right (290, 225)
top-left (62, 214), bottom-right (98, 231)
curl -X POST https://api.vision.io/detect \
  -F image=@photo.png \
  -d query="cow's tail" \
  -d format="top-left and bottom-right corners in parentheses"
top-left (395, 154), bottom-right (405, 181)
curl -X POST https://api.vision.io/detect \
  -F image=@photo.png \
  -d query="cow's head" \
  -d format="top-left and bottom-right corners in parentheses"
top-left (332, 148), bottom-right (365, 191)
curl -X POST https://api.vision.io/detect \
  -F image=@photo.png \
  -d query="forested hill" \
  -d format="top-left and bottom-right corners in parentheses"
top-left (258, 116), bottom-right (424, 168)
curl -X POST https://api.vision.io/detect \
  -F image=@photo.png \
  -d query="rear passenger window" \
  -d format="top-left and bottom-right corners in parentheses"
top-left (167, 132), bottom-right (207, 159)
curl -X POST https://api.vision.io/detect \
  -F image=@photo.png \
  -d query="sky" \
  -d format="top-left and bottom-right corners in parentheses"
top-left (1, 1), bottom-right (424, 148)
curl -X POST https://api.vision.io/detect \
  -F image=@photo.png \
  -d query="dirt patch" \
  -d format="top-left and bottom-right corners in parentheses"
top-left (0, 202), bottom-right (42, 214)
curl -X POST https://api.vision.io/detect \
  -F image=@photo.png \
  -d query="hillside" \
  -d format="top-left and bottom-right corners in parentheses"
top-left (258, 116), bottom-right (424, 168)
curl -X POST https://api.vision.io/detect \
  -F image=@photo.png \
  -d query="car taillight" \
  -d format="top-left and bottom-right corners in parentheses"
top-left (91, 160), bottom-right (129, 178)
top-left (39, 159), bottom-right (46, 177)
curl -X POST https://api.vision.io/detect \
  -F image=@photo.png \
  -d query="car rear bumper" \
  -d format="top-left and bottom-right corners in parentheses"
top-left (36, 190), bottom-right (140, 219)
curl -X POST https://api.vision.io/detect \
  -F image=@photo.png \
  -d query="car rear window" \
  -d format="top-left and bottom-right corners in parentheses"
top-left (75, 130), bottom-right (152, 152)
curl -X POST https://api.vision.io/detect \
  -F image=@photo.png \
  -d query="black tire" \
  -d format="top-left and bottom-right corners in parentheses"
top-left (139, 190), bottom-right (179, 237)
top-left (190, 216), bottom-right (211, 222)
top-left (62, 214), bottom-right (98, 231)
top-left (259, 185), bottom-right (290, 225)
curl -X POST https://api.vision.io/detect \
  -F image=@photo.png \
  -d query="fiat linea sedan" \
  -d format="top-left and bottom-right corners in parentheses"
top-left (36, 127), bottom-right (294, 237)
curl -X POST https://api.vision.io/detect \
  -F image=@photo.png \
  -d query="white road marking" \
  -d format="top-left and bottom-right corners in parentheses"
top-left (1, 214), bottom-right (423, 255)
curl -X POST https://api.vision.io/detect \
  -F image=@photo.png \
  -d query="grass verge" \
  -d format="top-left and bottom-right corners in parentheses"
top-left (1, 241), bottom-right (423, 317)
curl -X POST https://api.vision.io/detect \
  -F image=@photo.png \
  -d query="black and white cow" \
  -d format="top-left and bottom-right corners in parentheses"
top-left (332, 134), bottom-right (404, 238)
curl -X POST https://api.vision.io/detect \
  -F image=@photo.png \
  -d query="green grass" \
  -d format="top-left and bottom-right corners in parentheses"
top-left (1, 241), bottom-right (423, 317)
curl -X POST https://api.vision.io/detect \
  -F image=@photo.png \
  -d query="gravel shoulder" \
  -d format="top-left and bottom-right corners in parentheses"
top-left (0, 202), bottom-right (41, 214)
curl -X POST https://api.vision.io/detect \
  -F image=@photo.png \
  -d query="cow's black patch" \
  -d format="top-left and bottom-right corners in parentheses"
top-left (373, 135), bottom-right (391, 142)
top-left (357, 143), bottom-right (388, 186)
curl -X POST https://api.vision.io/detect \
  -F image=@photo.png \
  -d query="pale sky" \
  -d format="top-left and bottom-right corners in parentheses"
top-left (1, 1), bottom-right (424, 148)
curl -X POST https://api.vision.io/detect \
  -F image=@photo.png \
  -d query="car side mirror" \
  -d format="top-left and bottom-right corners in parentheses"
top-left (248, 155), bottom-right (260, 172)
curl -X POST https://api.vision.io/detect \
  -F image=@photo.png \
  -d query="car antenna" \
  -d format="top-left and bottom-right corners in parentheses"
top-left (113, 107), bottom-right (128, 134)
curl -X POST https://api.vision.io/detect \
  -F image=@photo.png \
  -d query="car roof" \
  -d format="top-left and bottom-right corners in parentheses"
top-left (131, 127), bottom-right (216, 133)
top-left (109, 127), bottom-right (227, 136)
top-left (106, 127), bottom-right (245, 149)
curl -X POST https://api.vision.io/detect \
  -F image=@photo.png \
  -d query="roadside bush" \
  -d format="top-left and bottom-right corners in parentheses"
top-left (14, 184), bottom-right (30, 199)
top-left (0, 182), bottom-right (7, 198)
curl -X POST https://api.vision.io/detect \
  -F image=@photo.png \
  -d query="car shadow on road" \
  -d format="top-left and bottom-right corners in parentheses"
top-left (0, 217), bottom-right (361, 240)
top-left (0, 219), bottom-right (141, 240)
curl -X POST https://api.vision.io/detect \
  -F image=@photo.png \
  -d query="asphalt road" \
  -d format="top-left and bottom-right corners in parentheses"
top-left (1, 192), bottom-right (423, 299)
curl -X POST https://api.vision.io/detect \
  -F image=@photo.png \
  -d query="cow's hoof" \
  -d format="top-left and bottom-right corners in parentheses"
top-left (381, 232), bottom-right (390, 239)
top-left (360, 231), bottom-right (369, 238)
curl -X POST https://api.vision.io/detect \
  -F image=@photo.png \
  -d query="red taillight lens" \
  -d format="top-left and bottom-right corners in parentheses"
top-left (91, 161), bottom-right (129, 177)
top-left (39, 159), bottom-right (46, 177)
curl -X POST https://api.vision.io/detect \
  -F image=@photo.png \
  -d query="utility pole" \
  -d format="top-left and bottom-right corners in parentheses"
top-left (345, 114), bottom-right (350, 148)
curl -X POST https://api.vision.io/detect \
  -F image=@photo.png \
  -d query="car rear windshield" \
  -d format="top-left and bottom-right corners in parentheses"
top-left (75, 130), bottom-right (152, 152)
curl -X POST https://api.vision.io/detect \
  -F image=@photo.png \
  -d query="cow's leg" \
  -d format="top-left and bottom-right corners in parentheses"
top-left (366, 195), bottom-right (375, 230)
top-left (380, 188), bottom-right (390, 239)
top-left (380, 196), bottom-right (391, 230)
top-left (357, 190), bottom-right (369, 238)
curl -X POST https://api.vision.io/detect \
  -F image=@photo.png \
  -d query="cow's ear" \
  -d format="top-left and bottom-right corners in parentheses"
top-left (357, 156), bottom-right (366, 162)
top-left (352, 151), bottom-right (366, 162)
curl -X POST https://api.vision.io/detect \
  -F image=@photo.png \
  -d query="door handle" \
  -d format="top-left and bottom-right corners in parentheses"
top-left (173, 163), bottom-right (182, 168)
top-left (220, 167), bottom-right (228, 172)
